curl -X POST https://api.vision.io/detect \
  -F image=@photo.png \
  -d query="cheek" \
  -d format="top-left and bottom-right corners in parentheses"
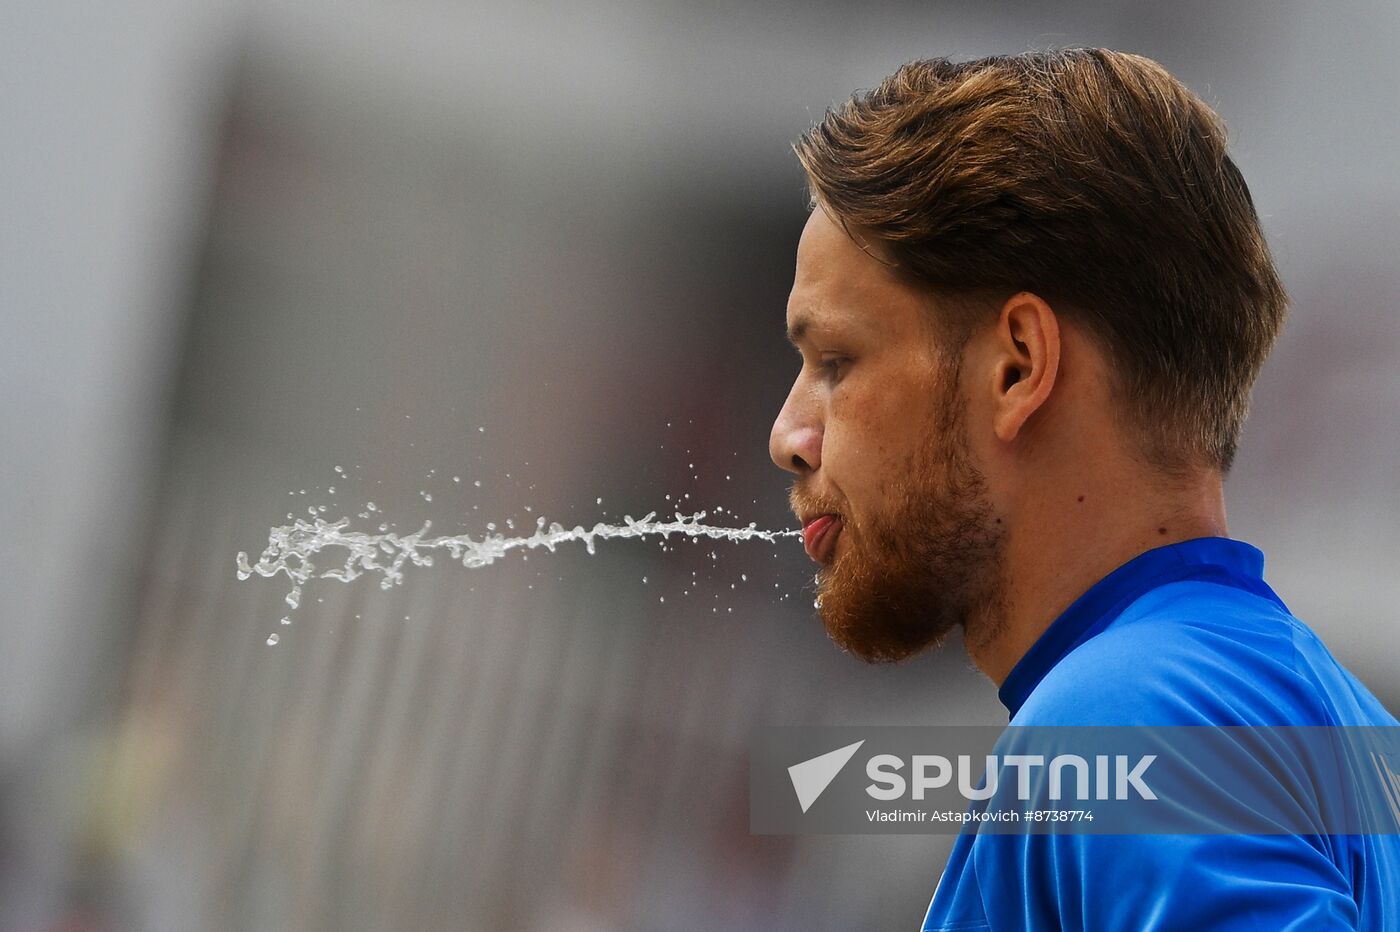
top-left (824, 389), bottom-right (907, 503)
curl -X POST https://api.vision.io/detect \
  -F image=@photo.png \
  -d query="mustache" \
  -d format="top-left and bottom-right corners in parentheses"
top-left (788, 483), bottom-right (845, 523)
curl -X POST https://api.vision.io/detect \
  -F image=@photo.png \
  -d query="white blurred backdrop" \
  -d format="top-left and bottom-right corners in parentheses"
top-left (3, 1), bottom-right (1398, 929)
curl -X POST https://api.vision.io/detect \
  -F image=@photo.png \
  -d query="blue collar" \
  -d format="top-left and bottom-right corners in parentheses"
top-left (997, 536), bottom-right (1287, 717)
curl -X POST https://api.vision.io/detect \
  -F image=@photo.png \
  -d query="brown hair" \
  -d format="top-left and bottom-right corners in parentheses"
top-left (793, 49), bottom-right (1287, 475)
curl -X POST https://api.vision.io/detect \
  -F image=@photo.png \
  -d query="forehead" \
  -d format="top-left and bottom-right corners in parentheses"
top-left (787, 208), bottom-right (931, 341)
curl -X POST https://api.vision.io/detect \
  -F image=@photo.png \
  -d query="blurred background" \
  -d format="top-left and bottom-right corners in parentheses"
top-left (3, 0), bottom-right (1398, 928)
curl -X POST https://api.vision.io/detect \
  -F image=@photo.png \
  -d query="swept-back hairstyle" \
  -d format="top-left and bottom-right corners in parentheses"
top-left (794, 49), bottom-right (1287, 474)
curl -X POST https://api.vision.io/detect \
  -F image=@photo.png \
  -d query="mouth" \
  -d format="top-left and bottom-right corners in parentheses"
top-left (801, 514), bottom-right (843, 565)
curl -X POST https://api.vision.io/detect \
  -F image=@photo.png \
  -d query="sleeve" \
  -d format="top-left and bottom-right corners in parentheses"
top-left (971, 830), bottom-right (1358, 931)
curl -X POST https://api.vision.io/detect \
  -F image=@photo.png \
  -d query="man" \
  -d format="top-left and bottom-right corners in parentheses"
top-left (770, 49), bottom-right (1398, 929)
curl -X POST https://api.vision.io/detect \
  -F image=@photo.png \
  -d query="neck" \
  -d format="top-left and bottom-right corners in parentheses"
top-left (964, 465), bottom-right (1228, 687)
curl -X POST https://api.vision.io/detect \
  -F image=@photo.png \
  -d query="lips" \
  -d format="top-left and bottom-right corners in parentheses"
top-left (801, 514), bottom-right (842, 564)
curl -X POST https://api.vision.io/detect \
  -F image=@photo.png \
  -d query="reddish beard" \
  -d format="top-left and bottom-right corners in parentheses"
top-left (790, 386), bottom-right (1006, 663)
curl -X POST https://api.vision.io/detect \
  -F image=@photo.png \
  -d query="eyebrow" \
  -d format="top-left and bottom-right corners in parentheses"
top-left (786, 312), bottom-right (812, 347)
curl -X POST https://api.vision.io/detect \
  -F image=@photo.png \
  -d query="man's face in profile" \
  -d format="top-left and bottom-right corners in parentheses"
top-left (770, 208), bottom-right (1006, 662)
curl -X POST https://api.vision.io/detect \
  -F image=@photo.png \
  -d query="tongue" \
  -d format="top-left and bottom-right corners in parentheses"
top-left (803, 515), bottom-right (836, 553)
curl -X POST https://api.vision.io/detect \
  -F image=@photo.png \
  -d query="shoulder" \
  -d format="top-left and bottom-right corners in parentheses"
top-left (1014, 579), bottom-right (1330, 726)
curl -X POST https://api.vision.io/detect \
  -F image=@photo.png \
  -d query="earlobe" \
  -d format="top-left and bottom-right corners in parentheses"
top-left (991, 293), bottom-right (1061, 443)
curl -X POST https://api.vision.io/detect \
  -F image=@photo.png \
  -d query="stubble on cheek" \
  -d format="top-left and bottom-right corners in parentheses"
top-left (812, 388), bottom-right (1007, 664)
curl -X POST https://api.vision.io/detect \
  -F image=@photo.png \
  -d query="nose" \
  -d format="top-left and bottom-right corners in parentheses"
top-left (769, 382), bottom-right (822, 476)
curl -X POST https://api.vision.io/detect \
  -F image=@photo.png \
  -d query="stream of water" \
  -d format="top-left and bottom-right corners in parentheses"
top-left (238, 510), bottom-right (801, 644)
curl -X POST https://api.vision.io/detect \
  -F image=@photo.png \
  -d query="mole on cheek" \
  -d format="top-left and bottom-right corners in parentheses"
top-left (1077, 495), bottom-right (1085, 503)
top-left (1158, 527), bottom-right (1167, 535)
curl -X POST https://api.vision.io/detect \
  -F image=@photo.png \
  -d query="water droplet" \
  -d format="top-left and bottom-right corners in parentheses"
top-left (280, 616), bottom-right (291, 625)
top-left (473, 480), bottom-right (482, 488)
top-left (266, 633), bottom-right (280, 646)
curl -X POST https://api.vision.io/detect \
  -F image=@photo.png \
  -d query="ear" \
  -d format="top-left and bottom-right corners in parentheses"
top-left (989, 292), bottom-right (1061, 443)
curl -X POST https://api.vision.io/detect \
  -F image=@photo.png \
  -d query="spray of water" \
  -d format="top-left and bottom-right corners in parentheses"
top-left (237, 511), bottom-right (801, 620)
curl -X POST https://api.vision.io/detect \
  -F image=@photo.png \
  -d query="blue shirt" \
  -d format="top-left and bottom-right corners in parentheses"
top-left (921, 536), bottom-right (1400, 931)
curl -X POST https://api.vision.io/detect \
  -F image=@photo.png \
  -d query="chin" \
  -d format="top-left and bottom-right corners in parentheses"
top-left (815, 563), bottom-right (961, 664)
